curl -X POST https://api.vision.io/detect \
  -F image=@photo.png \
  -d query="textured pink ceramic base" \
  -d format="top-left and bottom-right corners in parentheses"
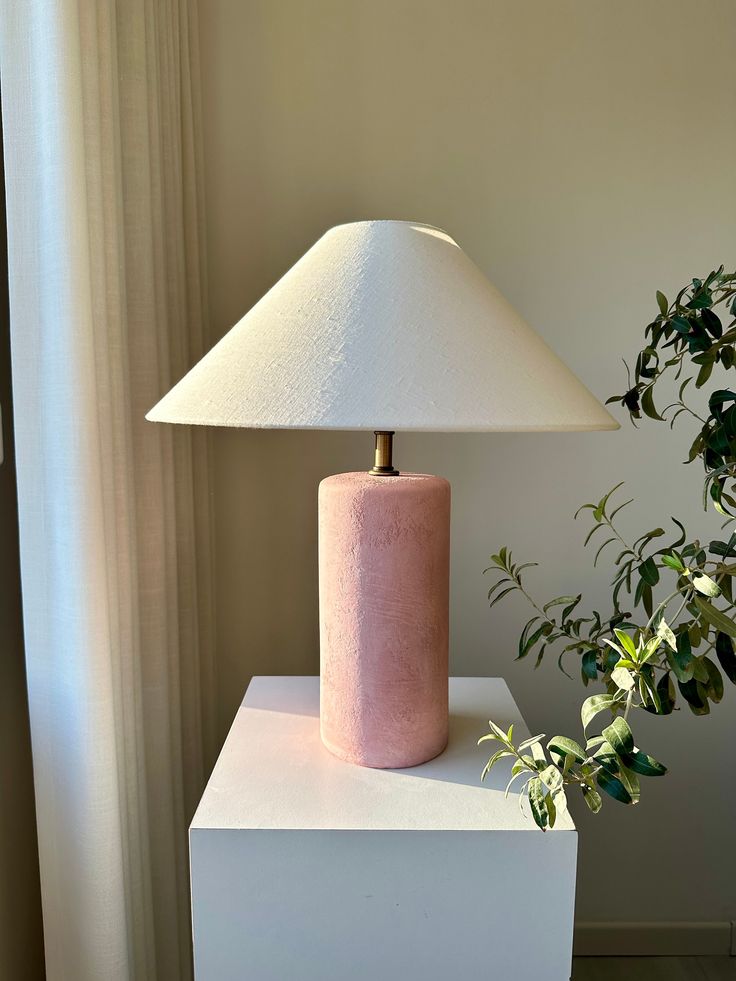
top-left (319, 472), bottom-right (450, 768)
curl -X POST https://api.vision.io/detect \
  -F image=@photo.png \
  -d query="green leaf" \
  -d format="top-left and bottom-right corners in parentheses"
top-left (487, 577), bottom-right (511, 599)
top-left (661, 553), bottom-right (685, 573)
top-left (591, 482), bottom-right (625, 522)
top-left (516, 618), bottom-right (552, 661)
top-left (701, 307), bottom-right (722, 338)
top-left (547, 736), bottom-right (586, 764)
top-left (710, 538), bottom-right (736, 558)
top-left (639, 557), bottom-right (660, 586)
top-left (613, 628), bottom-right (637, 659)
top-left (708, 388), bottom-right (736, 412)
top-left (715, 631), bottom-right (736, 683)
top-left (667, 631), bottom-right (694, 683)
top-left (625, 750), bottom-right (667, 777)
top-left (561, 595), bottom-right (582, 622)
top-left (481, 748), bottom-right (513, 781)
top-left (584, 522), bottom-right (608, 547)
top-left (609, 498), bottom-right (634, 523)
top-left (596, 769), bottom-right (632, 804)
top-left (581, 649), bottom-right (598, 680)
top-left (656, 671), bottom-right (675, 714)
top-left (696, 358), bottom-right (714, 389)
top-left (543, 595), bottom-right (580, 614)
top-left (594, 537), bottom-right (617, 566)
top-left (641, 386), bottom-right (666, 421)
top-left (602, 637), bottom-right (623, 659)
top-left (678, 678), bottom-right (709, 713)
top-left (687, 290), bottom-right (713, 310)
top-left (489, 586), bottom-right (517, 609)
top-left (692, 573), bottom-right (721, 598)
top-left (517, 617), bottom-right (540, 657)
top-left (528, 777), bottom-right (548, 831)
top-left (634, 527), bottom-right (666, 549)
top-left (617, 764), bottom-right (641, 804)
top-left (582, 784), bottom-right (602, 813)
top-left (691, 656), bottom-right (710, 684)
top-left (695, 597), bottom-right (736, 638)
top-left (504, 770), bottom-right (529, 797)
top-left (669, 518), bottom-right (687, 549)
top-left (539, 764), bottom-right (563, 796)
top-left (638, 637), bottom-right (662, 665)
top-left (634, 578), bottom-right (653, 617)
top-left (551, 782), bottom-right (568, 818)
top-left (640, 668), bottom-right (662, 714)
top-left (516, 733), bottom-right (546, 753)
top-left (656, 618), bottom-right (677, 651)
top-left (488, 719), bottom-right (511, 741)
top-left (611, 665), bottom-right (635, 691)
top-left (656, 290), bottom-right (668, 315)
top-left (581, 693), bottom-right (617, 731)
top-left (530, 740), bottom-right (546, 764)
top-left (593, 740), bottom-right (620, 775)
top-left (602, 716), bottom-right (634, 757)
top-left (704, 656), bottom-right (724, 702)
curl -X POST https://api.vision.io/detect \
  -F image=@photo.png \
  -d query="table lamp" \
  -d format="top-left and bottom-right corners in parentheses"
top-left (147, 220), bottom-right (618, 769)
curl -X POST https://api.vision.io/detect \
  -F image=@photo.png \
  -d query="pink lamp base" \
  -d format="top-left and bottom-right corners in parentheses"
top-left (318, 472), bottom-right (450, 768)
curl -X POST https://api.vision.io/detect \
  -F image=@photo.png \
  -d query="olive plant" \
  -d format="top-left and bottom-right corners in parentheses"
top-left (480, 267), bottom-right (736, 830)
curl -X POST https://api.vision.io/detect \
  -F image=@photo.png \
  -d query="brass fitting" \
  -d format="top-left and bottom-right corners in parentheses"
top-left (370, 431), bottom-right (399, 476)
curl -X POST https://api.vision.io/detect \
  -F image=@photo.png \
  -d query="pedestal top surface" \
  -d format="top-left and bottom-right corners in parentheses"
top-left (191, 676), bottom-right (575, 834)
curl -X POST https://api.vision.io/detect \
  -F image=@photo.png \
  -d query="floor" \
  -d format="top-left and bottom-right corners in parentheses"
top-left (572, 958), bottom-right (736, 979)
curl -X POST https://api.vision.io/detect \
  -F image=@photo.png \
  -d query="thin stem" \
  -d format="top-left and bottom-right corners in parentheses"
top-left (644, 588), bottom-right (691, 634)
top-left (662, 400), bottom-right (707, 425)
top-left (516, 585), bottom-right (547, 621)
top-left (623, 689), bottom-right (634, 721)
top-left (602, 513), bottom-right (635, 556)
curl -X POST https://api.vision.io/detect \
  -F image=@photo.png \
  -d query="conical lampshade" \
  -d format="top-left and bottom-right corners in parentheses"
top-left (147, 220), bottom-right (618, 432)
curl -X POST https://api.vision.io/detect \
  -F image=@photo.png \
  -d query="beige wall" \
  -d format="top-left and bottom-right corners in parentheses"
top-left (199, 0), bottom-right (736, 924)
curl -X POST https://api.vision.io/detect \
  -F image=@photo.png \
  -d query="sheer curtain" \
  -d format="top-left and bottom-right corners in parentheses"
top-left (0, 1), bottom-right (215, 978)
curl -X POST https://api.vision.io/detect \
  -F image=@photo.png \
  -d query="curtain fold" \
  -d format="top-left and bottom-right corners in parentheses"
top-left (0, 1), bottom-right (215, 977)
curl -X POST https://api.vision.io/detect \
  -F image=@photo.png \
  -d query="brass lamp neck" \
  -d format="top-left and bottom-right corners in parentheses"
top-left (370, 431), bottom-right (399, 476)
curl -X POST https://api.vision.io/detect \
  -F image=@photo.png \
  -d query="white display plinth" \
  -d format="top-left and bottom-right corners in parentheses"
top-left (190, 677), bottom-right (577, 981)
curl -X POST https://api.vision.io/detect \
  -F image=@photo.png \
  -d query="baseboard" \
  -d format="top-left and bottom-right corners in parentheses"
top-left (574, 922), bottom-right (734, 956)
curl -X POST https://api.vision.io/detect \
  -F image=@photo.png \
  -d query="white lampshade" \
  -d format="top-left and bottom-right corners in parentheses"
top-left (147, 220), bottom-right (618, 432)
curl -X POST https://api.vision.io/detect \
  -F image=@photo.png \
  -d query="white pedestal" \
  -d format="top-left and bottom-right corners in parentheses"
top-left (190, 677), bottom-right (577, 981)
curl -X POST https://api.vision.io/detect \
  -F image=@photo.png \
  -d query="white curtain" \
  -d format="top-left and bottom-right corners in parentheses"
top-left (0, 1), bottom-right (215, 978)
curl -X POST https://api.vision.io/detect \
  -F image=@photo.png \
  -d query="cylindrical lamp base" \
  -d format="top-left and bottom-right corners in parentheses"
top-left (319, 472), bottom-right (450, 768)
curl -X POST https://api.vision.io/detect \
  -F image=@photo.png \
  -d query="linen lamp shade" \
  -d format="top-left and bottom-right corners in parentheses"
top-left (147, 220), bottom-right (618, 769)
top-left (147, 221), bottom-right (618, 433)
